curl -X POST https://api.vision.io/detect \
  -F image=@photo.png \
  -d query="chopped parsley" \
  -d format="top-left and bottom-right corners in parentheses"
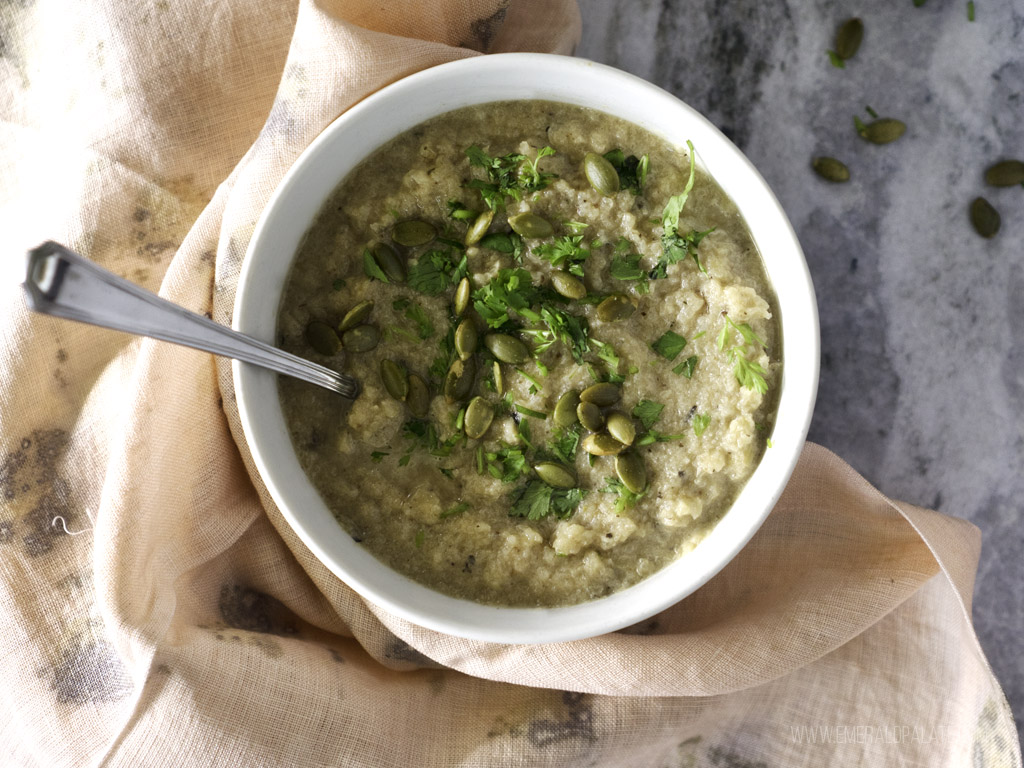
top-left (479, 231), bottom-right (525, 261)
top-left (370, 451), bottom-right (389, 463)
top-left (692, 413), bottom-right (711, 437)
top-left (652, 227), bottom-right (715, 278)
top-left (427, 322), bottom-right (457, 385)
top-left (600, 477), bottom-right (646, 513)
top-left (591, 339), bottom-right (620, 373)
top-left (464, 144), bottom-right (556, 210)
top-left (392, 298), bottom-right (435, 339)
top-left (518, 146), bottom-right (557, 192)
top-left (513, 403), bottom-right (548, 420)
top-left (447, 200), bottom-right (477, 221)
top-left (508, 478), bottom-right (585, 520)
top-left (603, 149), bottom-right (649, 195)
top-left (472, 268), bottom-right (543, 329)
top-left (486, 444), bottom-right (529, 483)
top-left (547, 424), bottom-right (582, 465)
top-left (608, 249), bottom-right (650, 293)
top-left (673, 355), bottom-right (698, 378)
top-left (636, 429), bottom-right (688, 446)
top-left (521, 305), bottom-right (592, 364)
top-left (718, 316), bottom-right (770, 394)
top-left (652, 330), bottom-right (687, 361)
top-left (533, 235), bottom-right (590, 277)
top-left (439, 501), bottom-right (471, 519)
top-left (407, 248), bottom-right (467, 296)
top-left (631, 400), bottom-right (665, 430)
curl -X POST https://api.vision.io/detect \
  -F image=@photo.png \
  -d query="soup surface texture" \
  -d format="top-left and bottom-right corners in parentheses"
top-left (277, 101), bottom-right (780, 607)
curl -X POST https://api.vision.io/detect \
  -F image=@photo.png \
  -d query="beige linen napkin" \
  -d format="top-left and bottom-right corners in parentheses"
top-left (1, 1), bottom-right (1019, 766)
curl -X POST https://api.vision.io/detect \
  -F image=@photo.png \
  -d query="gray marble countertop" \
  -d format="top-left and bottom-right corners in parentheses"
top-left (577, 0), bottom-right (1022, 740)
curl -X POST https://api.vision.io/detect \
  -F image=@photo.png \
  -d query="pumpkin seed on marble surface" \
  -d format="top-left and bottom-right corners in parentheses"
top-left (580, 382), bottom-right (621, 407)
top-left (596, 294), bottom-right (636, 322)
top-left (576, 400), bottom-right (605, 432)
top-left (371, 242), bottom-right (406, 283)
top-left (582, 433), bottom-right (626, 456)
top-left (583, 152), bottom-right (620, 197)
top-left (381, 359), bottom-right (409, 401)
top-left (605, 411), bottom-right (636, 447)
top-left (615, 452), bottom-right (647, 494)
top-left (392, 219), bottom-right (436, 247)
top-left (484, 333), bottom-right (530, 365)
top-left (464, 396), bottom-right (495, 439)
top-left (534, 462), bottom-right (577, 489)
top-left (406, 373), bottom-right (430, 418)
top-left (984, 160), bottom-right (1024, 187)
top-left (857, 118), bottom-right (906, 144)
top-left (551, 272), bottom-right (587, 300)
top-left (454, 277), bottom-right (471, 316)
top-left (812, 156), bottom-right (850, 183)
top-left (553, 390), bottom-right (581, 428)
top-left (508, 212), bottom-right (553, 239)
top-left (834, 18), bottom-right (863, 60)
top-left (454, 318), bottom-right (478, 360)
top-left (338, 300), bottom-right (374, 332)
top-left (305, 321), bottom-right (341, 356)
top-left (970, 197), bottom-right (1001, 238)
top-left (443, 356), bottom-right (476, 403)
top-left (341, 324), bottom-right (381, 352)
top-left (464, 209), bottom-right (494, 246)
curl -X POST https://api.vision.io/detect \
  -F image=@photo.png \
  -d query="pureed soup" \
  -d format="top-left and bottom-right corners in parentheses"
top-left (276, 101), bottom-right (780, 607)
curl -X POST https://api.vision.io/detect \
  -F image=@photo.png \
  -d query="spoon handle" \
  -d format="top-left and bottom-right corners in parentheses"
top-left (22, 241), bottom-right (360, 400)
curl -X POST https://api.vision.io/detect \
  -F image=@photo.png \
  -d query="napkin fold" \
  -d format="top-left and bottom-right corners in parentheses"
top-left (0, 1), bottom-right (1018, 766)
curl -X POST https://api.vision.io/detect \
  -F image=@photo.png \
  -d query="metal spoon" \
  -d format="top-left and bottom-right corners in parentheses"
top-left (21, 241), bottom-right (360, 399)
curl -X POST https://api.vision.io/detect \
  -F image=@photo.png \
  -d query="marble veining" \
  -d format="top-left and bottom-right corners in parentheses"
top-left (579, 0), bottom-right (1023, 739)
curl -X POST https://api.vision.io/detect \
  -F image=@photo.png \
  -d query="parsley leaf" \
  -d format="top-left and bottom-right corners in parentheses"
top-left (635, 429), bottom-right (689, 446)
top-left (533, 235), bottom-right (590, 277)
top-left (479, 231), bottom-right (525, 262)
top-left (396, 300), bottom-right (435, 339)
top-left (465, 145), bottom-right (528, 210)
top-left (508, 478), bottom-right (584, 520)
top-left (600, 477), bottom-right (646, 513)
top-left (718, 316), bottom-right (770, 394)
top-left (662, 139), bottom-right (697, 236)
top-left (472, 268), bottom-right (542, 329)
top-left (407, 249), bottom-right (467, 296)
top-left (440, 501), bottom-right (471, 519)
top-left (486, 444), bottom-right (529, 483)
top-left (673, 355), bottom-right (698, 378)
top-left (692, 413), bottom-right (711, 436)
top-left (603, 149), bottom-right (650, 195)
top-left (652, 330), bottom-right (687, 361)
top-left (631, 400), bottom-right (665, 430)
top-left (652, 227), bottom-right (715, 278)
top-left (518, 146), bottom-right (557, 192)
top-left (447, 200), bottom-right (477, 221)
top-left (547, 425), bottom-right (582, 465)
top-left (609, 250), bottom-right (647, 282)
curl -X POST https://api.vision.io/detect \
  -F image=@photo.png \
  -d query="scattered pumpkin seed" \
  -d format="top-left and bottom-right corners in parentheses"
top-left (380, 359), bottom-right (409, 401)
top-left (338, 300), bottom-right (374, 332)
top-left (464, 396), bottom-right (495, 439)
top-left (615, 452), bottom-right (647, 494)
top-left (605, 411), bottom-right (636, 446)
top-left (508, 212), bottom-right (554, 239)
top-left (580, 382), bottom-right (621, 407)
top-left (596, 293), bottom-right (636, 322)
top-left (583, 152), bottom-right (620, 197)
top-left (834, 18), bottom-right (863, 60)
top-left (553, 390), bottom-right (581, 428)
top-left (484, 333), bottom-right (530, 365)
top-left (454, 318), bottom-right (478, 360)
top-left (551, 272), bottom-right (587, 300)
top-left (406, 373), bottom-right (430, 418)
top-left (534, 462), bottom-right (577, 489)
top-left (969, 197), bottom-right (1001, 238)
top-left (492, 361), bottom-right (505, 396)
top-left (443, 356), bottom-right (476, 404)
top-left (984, 160), bottom-right (1024, 187)
top-left (464, 209), bottom-right (494, 246)
top-left (392, 219), bottom-right (436, 247)
top-left (305, 321), bottom-right (341, 356)
top-left (341, 324), bottom-right (381, 352)
top-left (582, 432), bottom-right (626, 456)
top-left (370, 242), bottom-right (406, 283)
top-left (453, 276), bottom-right (471, 316)
top-left (812, 156), bottom-right (851, 183)
top-left (576, 400), bottom-right (605, 432)
top-left (857, 118), bottom-right (906, 144)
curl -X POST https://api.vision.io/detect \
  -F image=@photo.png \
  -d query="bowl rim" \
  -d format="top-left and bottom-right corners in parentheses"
top-left (233, 52), bottom-right (820, 644)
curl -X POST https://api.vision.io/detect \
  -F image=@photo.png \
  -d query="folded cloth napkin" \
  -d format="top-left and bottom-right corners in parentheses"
top-left (1, 1), bottom-right (1018, 766)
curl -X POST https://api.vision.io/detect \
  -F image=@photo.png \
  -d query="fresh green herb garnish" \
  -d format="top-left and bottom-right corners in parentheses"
top-left (718, 316), bottom-right (770, 394)
top-left (362, 248), bottom-right (390, 283)
top-left (414, 530), bottom-right (425, 548)
top-left (479, 231), bottom-right (525, 261)
top-left (370, 451), bottom-right (389, 463)
top-left (332, 278), bottom-right (346, 291)
top-left (652, 330), bottom-right (687, 361)
top-left (609, 250), bottom-right (647, 282)
top-left (427, 322), bottom-right (457, 385)
top-left (521, 305), bottom-right (592, 364)
top-left (692, 413), bottom-right (711, 437)
top-left (518, 146), bottom-right (557, 192)
top-left (514, 403), bottom-right (548, 420)
top-left (407, 249), bottom-right (467, 296)
top-left (636, 430), bottom-right (688, 446)
top-left (591, 339), bottom-right (620, 372)
top-left (486, 444), bottom-right (528, 483)
top-left (564, 220), bottom-right (588, 235)
top-left (517, 417), bottom-right (535, 450)
top-left (533, 235), bottom-right (590, 277)
top-left (662, 140), bottom-right (697, 234)
top-left (600, 476), bottom-right (646, 513)
top-left (508, 478), bottom-right (585, 520)
top-left (472, 268), bottom-right (542, 329)
top-left (631, 400), bottom-right (665, 430)
top-left (653, 227), bottom-right (715, 278)
top-left (394, 300), bottom-right (435, 339)
top-left (547, 424), bottom-right (582, 465)
top-left (865, 105), bottom-right (879, 119)
top-left (465, 144), bottom-right (556, 210)
top-left (673, 355), bottom-right (698, 378)
top-left (440, 501), bottom-right (471, 519)
top-left (447, 200), bottom-right (477, 221)
top-left (603, 149), bottom-right (650, 195)
top-left (967, 0), bottom-right (974, 20)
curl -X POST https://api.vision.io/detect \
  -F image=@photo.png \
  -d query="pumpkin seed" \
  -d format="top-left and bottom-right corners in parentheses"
top-left (454, 276), bottom-right (471, 316)
top-left (484, 333), bottom-right (530, 365)
top-left (984, 160), bottom-right (1024, 187)
top-left (380, 359), bottom-right (408, 401)
top-left (534, 462), bottom-right (577, 489)
top-left (454, 318), bottom-right (478, 360)
top-left (371, 242), bottom-right (406, 283)
top-left (508, 212), bottom-right (553, 239)
top-left (338, 300), bottom-right (374, 332)
top-left (551, 272), bottom-right (587, 300)
top-left (605, 411), bottom-right (636, 446)
top-left (464, 396), bottom-right (495, 439)
top-left (492, 361), bottom-right (504, 396)
top-left (834, 18), bottom-right (863, 60)
top-left (812, 156), bottom-right (850, 183)
top-left (596, 294), bottom-right (636, 322)
top-left (615, 452), bottom-right (647, 494)
top-left (583, 152), bottom-right (620, 196)
top-left (464, 209), bottom-right (494, 246)
top-left (969, 197), bottom-right (1001, 238)
top-left (341, 324), bottom-right (381, 352)
top-left (580, 382), bottom-right (621, 407)
top-left (582, 433), bottom-right (625, 456)
top-left (392, 219), bottom-right (436, 247)
top-left (553, 390), bottom-right (581, 428)
top-left (858, 118), bottom-right (906, 144)
top-left (443, 356), bottom-right (476, 404)
top-left (576, 401), bottom-right (605, 432)
top-left (406, 374), bottom-right (430, 418)
top-left (305, 321), bottom-right (341, 356)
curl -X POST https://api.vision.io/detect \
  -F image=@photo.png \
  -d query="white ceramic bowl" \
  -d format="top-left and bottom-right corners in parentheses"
top-left (234, 53), bottom-right (819, 644)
